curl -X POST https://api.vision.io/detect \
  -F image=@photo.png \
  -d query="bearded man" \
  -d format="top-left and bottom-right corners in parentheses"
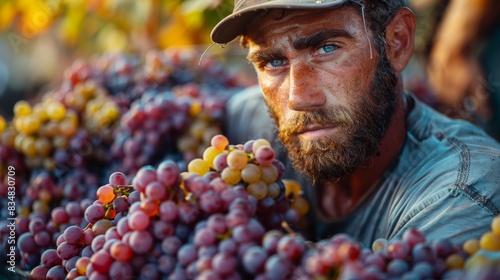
top-left (215, 0), bottom-right (500, 247)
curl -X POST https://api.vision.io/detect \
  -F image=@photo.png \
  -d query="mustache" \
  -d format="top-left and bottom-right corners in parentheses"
top-left (279, 106), bottom-right (354, 137)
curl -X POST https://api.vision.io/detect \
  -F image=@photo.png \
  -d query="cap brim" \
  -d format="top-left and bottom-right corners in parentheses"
top-left (210, 0), bottom-right (348, 44)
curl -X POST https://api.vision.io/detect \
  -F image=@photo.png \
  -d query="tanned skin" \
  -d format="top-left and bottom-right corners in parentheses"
top-left (243, 6), bottom-right (416, 219)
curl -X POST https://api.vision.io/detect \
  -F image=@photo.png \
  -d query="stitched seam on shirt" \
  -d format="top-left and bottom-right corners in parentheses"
top-left (449, 137), bottom-right (500, 216)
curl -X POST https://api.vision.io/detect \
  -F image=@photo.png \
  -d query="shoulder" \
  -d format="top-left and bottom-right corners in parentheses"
top-left (385, 94), bottom-right (500, 242)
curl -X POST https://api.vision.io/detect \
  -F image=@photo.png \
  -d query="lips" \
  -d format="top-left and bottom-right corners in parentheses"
top-left (296, 125), bottom-right (338, 139)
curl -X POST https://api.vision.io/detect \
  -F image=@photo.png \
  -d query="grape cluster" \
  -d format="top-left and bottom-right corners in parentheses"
top-left (0, 48), bottom-right (247, 276)
top-left (110, 84), bottom-right (229, 177)
top-left (27, 135), bottom-right (309, 279)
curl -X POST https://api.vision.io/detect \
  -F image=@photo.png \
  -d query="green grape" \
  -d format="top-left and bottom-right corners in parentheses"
top-left (203, 146), bottom-right (222, 170)
top-left (221, 167), bottom-right (241, 185)
top-left (47, 101), bottom-right (66, 121)
top-left (247, 181), bottom-right (268, 200)
top-left (267, 182), bottom-right (281, 198)
top-left (21, 136), bottom-right (37, 157)
top-left (463, 239), bottom-right (481, 255)
top-left (227, 149), bottom-right (248, 170)
top-left (187, 158), bottom-right (211, 176)
top-left (260, 164), bottom-right (278, 184)
top-left (241, 163), bottom-right (261, 184)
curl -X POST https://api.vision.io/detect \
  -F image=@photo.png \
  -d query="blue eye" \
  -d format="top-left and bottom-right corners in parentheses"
top-left (268, 60), bottom-right (284, 67)
top-left (319, 44), bottom-right (337, 54)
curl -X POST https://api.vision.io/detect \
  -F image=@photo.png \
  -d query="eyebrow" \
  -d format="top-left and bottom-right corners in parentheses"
top-left (246, 29), bottom-right (354, 64)
top-left (294, 29), bottom-right (353, 50)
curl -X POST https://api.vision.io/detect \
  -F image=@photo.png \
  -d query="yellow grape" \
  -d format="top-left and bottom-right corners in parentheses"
top-left (81, 80), bottom-right (97, 98)
top-left (188, 158), bottom-right (211, 176)
top-left (32, 200), bottom-right (49, 213)
top-left (203, 146), bottom-right (222, 170)
top-left (23, 115), bottom-right (41, 134)
top-left (0, 115), bottom-right (6, 133)
top-left (211, 134), bottom-right (229, 151)
top-left (86, 100), bottom-right (100, 116)
top-left (96, 113), bottom-right (112, 127)
top-left (241, 163), bottom-right (261, 184)
top-left (283, 179), bottom-right (303, 199)
top-left (291, 197), bottom-right (310, 217)
top-left (65, 110), bottom-right (79, 125)
top-left (267, 182), bottom-right (281, 199)
top-left (41, 121), bottom-right (59, 138)
top-left (101, 103), bottom-right (120, 122)
top-left (14, 134), bottom-right (25, 151)
top-left (221, 167), bottom-right (241, 185)
top-left (227, 149), bottom-right (248, 170)
top-left (35, 137), bottom-right (52, 157)
top-left (59, 119), bottom-right (77, 138)
top-left (463, 239), bottom-right (481, 256)
top-left (21, 136), bottom-right (37, 157)
top-left (260, 164), bottom-right (278, 184)
top-left (33, 104), bottom-right (49, 122)
top-left (445, 253), bottom-right (465, 269)
top-left (479, 231), bottom-right (500, 251)
top-left (13, 116), bottom-right (24, 132)
top-left (14, 100), bottom-right (31, 116)
top-left (47, 101), bottom-right (66, 121)
top-left (72, 92), bottom-right (88, 111)
top-left (247, 181), bottom-right (268, 200)
top-left (252, 138), bottom-right (271, 152)
top-left (189, 99), bottom-right (201, 117)
top-left (491, 215), bottom-right (500, 235)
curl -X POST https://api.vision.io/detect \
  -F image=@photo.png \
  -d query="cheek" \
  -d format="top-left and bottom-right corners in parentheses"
top-left (258, 74), bottom-right (287, 116)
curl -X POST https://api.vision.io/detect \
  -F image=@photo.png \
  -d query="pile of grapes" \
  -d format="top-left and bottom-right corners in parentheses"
top-left (1, 48), bottom-right (500, 280)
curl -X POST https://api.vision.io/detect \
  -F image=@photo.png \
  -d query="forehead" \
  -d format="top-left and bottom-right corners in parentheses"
top-left (245, 6), bottom-right (363, 46)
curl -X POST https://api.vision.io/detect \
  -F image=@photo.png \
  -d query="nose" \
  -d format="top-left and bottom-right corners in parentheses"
top-left (287, 62), bottom-right (326, 111)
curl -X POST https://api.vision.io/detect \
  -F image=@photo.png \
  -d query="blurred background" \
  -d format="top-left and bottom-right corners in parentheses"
top-left (0, 0), bottom-right (498, 139)
top-left (0, 0), bottom-right (256, 119)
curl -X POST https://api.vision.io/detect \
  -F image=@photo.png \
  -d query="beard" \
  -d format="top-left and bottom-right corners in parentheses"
top-left (267, 55), bottom-right (399, 183)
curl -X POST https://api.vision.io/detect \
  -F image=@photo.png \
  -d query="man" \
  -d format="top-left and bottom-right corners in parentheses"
top-left (213, 0), bottom-right (500, 247)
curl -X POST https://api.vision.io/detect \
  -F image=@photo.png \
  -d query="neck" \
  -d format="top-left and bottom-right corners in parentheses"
top-left (319, 88), bottom-right (408, 219)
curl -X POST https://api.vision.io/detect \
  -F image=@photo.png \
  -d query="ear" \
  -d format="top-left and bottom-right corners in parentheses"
top-left (384, 7), bottom-right (416, 72)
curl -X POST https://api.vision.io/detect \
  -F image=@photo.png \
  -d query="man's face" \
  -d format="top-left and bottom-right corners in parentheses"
top-left (244, 6), bottom-right (399, 183)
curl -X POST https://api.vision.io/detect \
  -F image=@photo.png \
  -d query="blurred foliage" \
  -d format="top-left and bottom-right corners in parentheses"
top-left (0, 0), bottom-right (252, 119)
top-left (0, 0), bottom-right (234, 54)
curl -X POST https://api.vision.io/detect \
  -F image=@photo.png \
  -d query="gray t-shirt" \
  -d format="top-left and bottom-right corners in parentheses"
top-left (224, 85), bottom-right (500, 247)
